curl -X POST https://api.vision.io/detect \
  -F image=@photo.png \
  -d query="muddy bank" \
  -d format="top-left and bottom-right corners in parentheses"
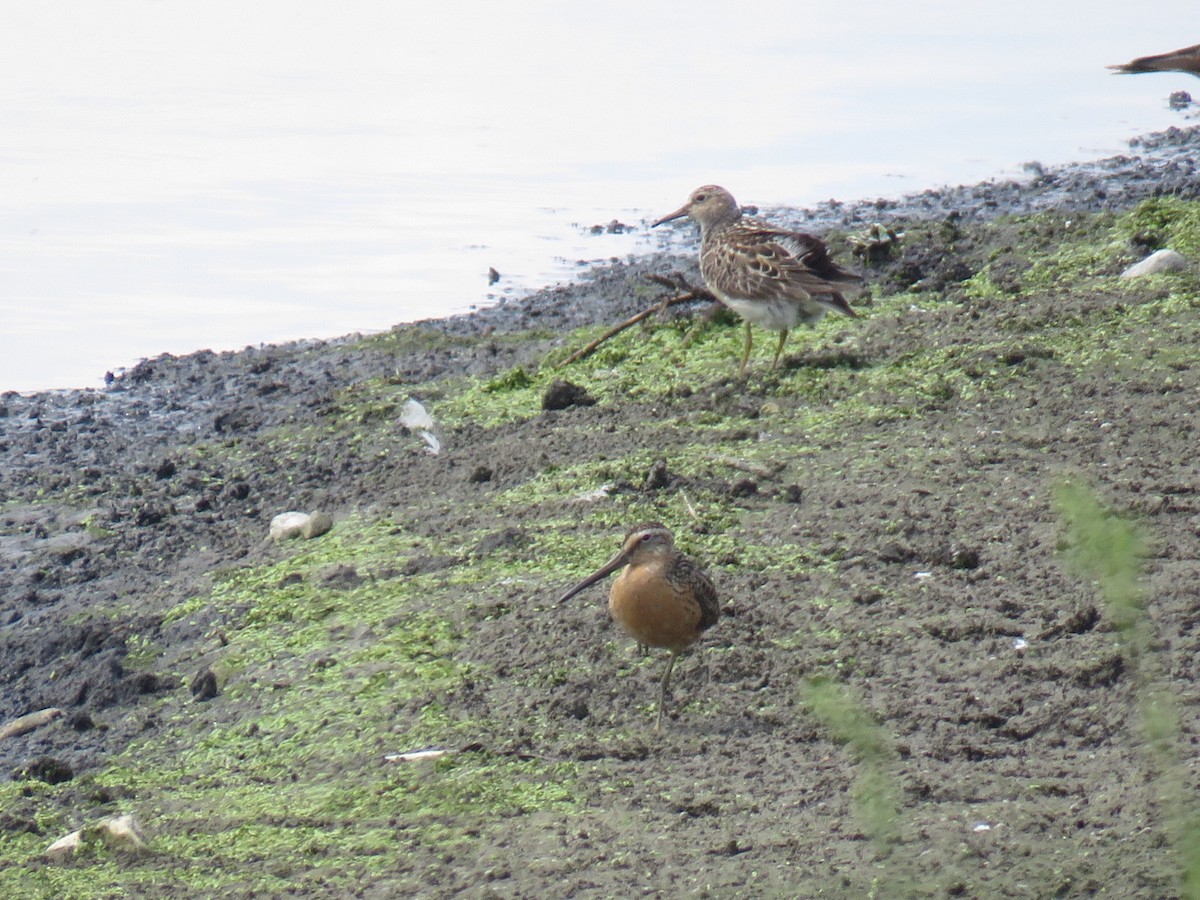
top-left (1, 125), bottom-right (1199, 897)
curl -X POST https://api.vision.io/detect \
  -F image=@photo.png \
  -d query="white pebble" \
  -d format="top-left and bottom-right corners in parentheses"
top-left (1120, 249), bottom-right (1189, 278)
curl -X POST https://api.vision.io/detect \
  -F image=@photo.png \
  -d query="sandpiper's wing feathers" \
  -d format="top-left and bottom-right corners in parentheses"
top-left (667, 554), bottom-right (720, 632)
top-left (705, 224), bottom-right (859, 318)
top-left (746, 226), bottom-right (865, 285)
top-left (1109, 43), bottom-right (1200, 76)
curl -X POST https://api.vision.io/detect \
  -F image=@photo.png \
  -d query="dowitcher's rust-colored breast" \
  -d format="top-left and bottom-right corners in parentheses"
top-left (608, 555), bottom-right (718, 653)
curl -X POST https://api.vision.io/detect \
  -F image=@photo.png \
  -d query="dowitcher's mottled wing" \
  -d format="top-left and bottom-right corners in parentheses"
top-left (1109, 43), bottom-right (1200, 77)
top-left (668, 554), bottom-right (720, 633)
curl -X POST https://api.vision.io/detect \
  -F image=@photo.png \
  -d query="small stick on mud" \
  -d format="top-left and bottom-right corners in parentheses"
top-left (558, 273), bottom-right (716, 366)
top-left (715, 456), bottom-right (786, 480)
top-left (651, 273), bottom-right (726, 350)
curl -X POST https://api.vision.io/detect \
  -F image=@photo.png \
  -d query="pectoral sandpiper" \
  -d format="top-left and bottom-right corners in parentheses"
top-left (652, 185), bottom-right (862, 374)
top-left (558, 522), bottom-right (720, 729)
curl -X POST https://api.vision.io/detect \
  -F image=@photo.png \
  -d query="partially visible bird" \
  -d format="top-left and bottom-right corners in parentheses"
top-left (1109, 44), bottom-right (1200, 78)
top-left (557, 522), bottom-right (720, 729)
top-left (652, 185), bottom-right (862, 375)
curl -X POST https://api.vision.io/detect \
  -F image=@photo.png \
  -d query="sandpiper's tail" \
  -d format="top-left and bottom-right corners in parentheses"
top-left (784, 231), bottom-right (862, 318)
top-left (778, 230), bottom-right (864, 285)
top-left (814, 290), bottom-right (859, 320)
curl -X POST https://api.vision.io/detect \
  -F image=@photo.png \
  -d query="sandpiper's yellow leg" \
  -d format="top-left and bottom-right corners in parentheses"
top-left (656, 651), bottom-right (679, 730)
top-left (739, 321), bottom-right (754, 376)
top-left (770, 329), bottom-right (789, 370)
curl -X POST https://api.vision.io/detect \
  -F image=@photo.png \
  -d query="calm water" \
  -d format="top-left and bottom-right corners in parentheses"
top-left (2, 0), bottom-right (1195, 392)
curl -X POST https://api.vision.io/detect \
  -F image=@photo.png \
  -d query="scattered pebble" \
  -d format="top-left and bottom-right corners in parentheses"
top-left (643, 459), bottom-right (671, 491)
top-left (20, 756), bottom-right (73, 785)
top-left (0, 707), bottom-right (64, 741)
top-left (946, 545), bottom-right (981, 570)
top-left (716, 456), bottom-right (782, 480)
top-left (301, 510), bottom-right (333, 540)
top-left (878, 540), bottom-right (915, 563)
top-left (269, 511), bottom-right (309, 541)
top-left (399, 398), bottom-right (434, 431)
top-left (319, 564), bottom-right (362, 588)
top-left (587, 219), bottom-right (633, 235)
top-left (269, 511), bottom-right (333, 542)
top-left (468, 465), bottom-right (493, 484)
top-left (542, 379), bottom-right (596, 411)
top-left (65, 711), bottom-right (95, 732)
top-left (572, 484), bottom-right (614, 503)
top-left (44, 831), bottom-right (82, 861)
top-left (45, 814), bottom-right (150, 861)
top-left (384, 748), bottom-right (449, 763)
top-left (1120, 248), bottom-right (1189, 278)
top-left (400, 398), bottom-right (441, 454)
top-left (728, 478), bottom-right (758, 498)
top-left (1013, 637), bottom-right (1029, 653)
top-left (191, 667), bottom-right (219, 701)
top-left (472, 527), bottom-right (529, 556)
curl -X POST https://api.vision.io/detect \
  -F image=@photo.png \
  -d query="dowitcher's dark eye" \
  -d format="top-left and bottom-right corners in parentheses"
top-left (694, 193), bottom-right (707, 202)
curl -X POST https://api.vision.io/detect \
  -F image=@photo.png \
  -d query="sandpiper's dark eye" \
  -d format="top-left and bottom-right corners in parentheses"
top-left (694, 194), bottom-right (707, 202)
top-left (640, 533), bottom-right (653, 542)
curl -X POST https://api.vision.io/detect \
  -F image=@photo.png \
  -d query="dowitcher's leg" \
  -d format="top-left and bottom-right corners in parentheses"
top-left (655, 651), bottom-right (679, 730)
top-left (770, 329), bottom-right (789, 370)
top-left (739, 322), bottom-right (754, 376)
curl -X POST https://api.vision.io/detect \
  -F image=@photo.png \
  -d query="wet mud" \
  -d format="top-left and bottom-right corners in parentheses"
top-left (3, 126), bottom-right (1200, 897)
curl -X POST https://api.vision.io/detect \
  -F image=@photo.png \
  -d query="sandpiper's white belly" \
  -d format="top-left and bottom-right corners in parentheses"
top-left (710, 289), bottom-right (818, 331)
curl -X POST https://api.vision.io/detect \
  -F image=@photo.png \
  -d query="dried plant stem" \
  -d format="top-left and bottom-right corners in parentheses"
top-left (558, 274), bottom-right (716, 366)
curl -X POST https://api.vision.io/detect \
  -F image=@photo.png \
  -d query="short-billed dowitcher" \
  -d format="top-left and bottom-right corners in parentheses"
top-left (1109, 44), bottom-right (1200, 78)
top-left (558, 522), bottom-right (719, 729)
top-left (652, 185), bottom-right (862, 375)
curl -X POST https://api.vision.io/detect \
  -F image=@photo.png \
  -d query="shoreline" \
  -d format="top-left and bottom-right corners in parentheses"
top-left (6, 124), bottom-right (1199, 402)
